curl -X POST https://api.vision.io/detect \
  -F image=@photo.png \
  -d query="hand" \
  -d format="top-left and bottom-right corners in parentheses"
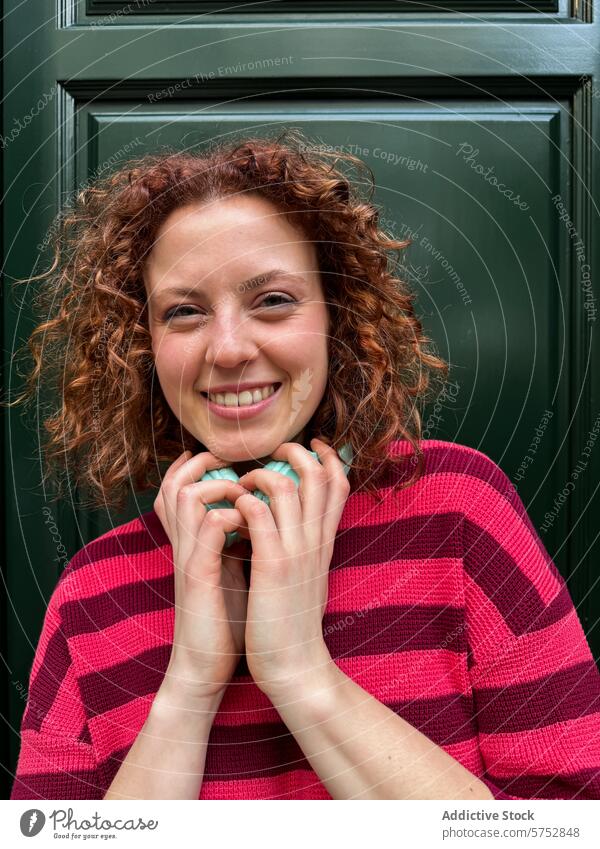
top-left (233, 438), bottom-right (351, 700)
top-left (153, 450), bottom-right (251, 705)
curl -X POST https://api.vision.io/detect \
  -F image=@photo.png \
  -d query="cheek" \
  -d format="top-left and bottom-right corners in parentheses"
top-left (152, 335), bottom-right (197, 398)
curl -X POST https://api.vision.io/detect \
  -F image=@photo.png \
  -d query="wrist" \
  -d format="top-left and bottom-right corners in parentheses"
top-left (154, 675), bottom-right (225, 725)
top-left (263, 652), bottom-right (343, 710)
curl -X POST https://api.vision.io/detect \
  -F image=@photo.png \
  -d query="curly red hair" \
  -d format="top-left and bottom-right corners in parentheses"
top-left (5, 128), bottom-right (448, 511)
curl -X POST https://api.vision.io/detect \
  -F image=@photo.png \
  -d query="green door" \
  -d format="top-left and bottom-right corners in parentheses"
top-left (3, 0), bottom-right (599, 796)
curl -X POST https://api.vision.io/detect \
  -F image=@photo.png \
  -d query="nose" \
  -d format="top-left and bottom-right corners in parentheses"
top-left (203, 307), bottom-right (259, 368)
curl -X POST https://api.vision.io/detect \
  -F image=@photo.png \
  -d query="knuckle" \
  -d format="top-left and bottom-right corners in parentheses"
top-left (247, 498), bottom-right (267, 517)
top-left (161, 480), bottom-right (175, 499)
top-left (203, 508), bottom-right (222, 527)
top-left (177, 484), bottom-right (195, 502)
top-left (339, 476), bottom-right (351, 494)
top-left (276, 478), bottom-right (297, 495)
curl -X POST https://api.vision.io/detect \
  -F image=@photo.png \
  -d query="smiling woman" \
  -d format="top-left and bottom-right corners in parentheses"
top-left (5, 129), bottom-right (600, 801)
top-left (8, 127), bottom-right (437, 508)
top-left (143, 192), bottom-right (332, 474)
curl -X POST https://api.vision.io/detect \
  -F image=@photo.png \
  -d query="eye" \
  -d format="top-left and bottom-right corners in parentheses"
top-left (163, 305), bottom-right (202, 320)
top-left (258, 293), bottom-right (295, 308)
top-left (162, 293), bottom-right (295, 322)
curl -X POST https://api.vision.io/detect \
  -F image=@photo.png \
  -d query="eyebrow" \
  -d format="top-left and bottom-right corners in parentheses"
top-left (155, 268), bottom-right (308, 301)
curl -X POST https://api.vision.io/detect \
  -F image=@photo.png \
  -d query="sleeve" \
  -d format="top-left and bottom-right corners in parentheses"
top-left (10, 575), bottom-right (105, 800)
top-left (459, 448), bottom-right (600, 800)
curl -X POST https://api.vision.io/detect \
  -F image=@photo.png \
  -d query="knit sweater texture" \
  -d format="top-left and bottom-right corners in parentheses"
top-left (10, 439), bottom-right (600, 800)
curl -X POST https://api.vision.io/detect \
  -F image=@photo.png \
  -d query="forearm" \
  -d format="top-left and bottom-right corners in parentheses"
top-left (103, 682), bottom-right (221, 800)
top-left (268, 660), bottom-right (493, 800)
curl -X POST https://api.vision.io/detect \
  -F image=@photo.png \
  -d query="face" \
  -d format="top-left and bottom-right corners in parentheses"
top-left (144, 193), bottom-right (331, 476)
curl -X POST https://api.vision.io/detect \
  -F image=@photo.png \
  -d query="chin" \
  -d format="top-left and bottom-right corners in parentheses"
top-left (195, 426), bottom-right (309, 463)
top-left (200, 441), bottom-right (276, 464)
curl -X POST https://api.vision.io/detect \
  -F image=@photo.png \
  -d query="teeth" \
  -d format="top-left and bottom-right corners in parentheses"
top-left (208, 383), bottom-right (278, 407)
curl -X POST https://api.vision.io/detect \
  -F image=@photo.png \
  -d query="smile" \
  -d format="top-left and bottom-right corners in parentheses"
top-left (200, 382), bottom-right (283, 420)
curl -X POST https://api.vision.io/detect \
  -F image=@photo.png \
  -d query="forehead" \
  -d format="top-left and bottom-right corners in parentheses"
top-left (153, 194), bottom-right (310, 255)
top-left (144, 194), bottom-right (320, 293)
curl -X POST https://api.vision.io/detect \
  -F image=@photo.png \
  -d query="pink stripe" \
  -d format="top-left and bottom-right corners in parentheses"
top-left (338, 472), bottom-right (463, 530)
top-left (326, 558), bottom-right (461, 612)
top-left (215, 682), bottom-right (280, 726)
top-left (199, 770), bottom-right (331, 799)
top-left (13, 729), bottom-right (96, 775)
top-left (480, 712), bottom-right (600, 773)
top-left (43, 662), bottom-right (87, 739)
top-left (470, 609), bottom-right (595, 687)
top-left (215, 655), bottom-right (468, 727)
top-left (88, 695), bottom-right (153, 755)
top-left (28, 603), bottom-right (62, 687)
top-left (336, 439), bottom-right (481, 530)
top-left (439, 737), bottom-right (488, 774)
top-left (68, 609), bottom-right (173, 672)
top-left (334, 651), bottom-right (469, 702)
top-left (61, 556), bottom-right (173, 601)
top-left (463, 572), bottom-right (522, 664)
top-left (460, 487), bottom-right (559, 601)
top-left (212, 650), bottom-right (471, 727)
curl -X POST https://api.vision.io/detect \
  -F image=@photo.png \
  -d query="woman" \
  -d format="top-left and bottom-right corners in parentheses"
top-left (7, 129), bottom-right (600, 800)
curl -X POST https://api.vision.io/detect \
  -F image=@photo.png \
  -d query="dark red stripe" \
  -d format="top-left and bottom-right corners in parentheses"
top-left (330, 511), bottom-right (462, 571)
top-left (453, 451), bottom-right (558, 573)
top-left (323, 604), bottom-right (467, 657)
top-left (79, 644), bottom-right (171, 718)
top-left (79, 605), bottom-right (468, 719)
top-left (463, 518), bottom-right (573, 636)
top-left (474, 660), bottom-right (600, 733)
top-left (485, 767), bottom-right (600, 799)
top-left (101, 726), bottom-right (311, 786)
top-left (62, 508), bottom-right (169, 579)
top-left (21, 629), bottom-right (71, 733)
top-left (102, 692), bottom-right (477, 785)
top-left (399, 444), bottom-right (561, 582)
top-left (205, 723), bottom-right (309, 780)
top-left (60, 574), bottom-right (174, 637)
top-left (388, 693), bottom-right (477, 745)
top-left (480, 777), bottom-right (514, 799)
top-left (78, 724), bottom-right (92, 744)
top-left (10, 767), bottom-right (103, 800)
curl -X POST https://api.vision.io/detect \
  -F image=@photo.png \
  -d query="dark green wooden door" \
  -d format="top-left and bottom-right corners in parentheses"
top-left (3, 0), bottom-right (599, 796)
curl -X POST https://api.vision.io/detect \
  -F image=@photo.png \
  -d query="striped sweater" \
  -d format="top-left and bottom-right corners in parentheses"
top-left (10, 439), bottom-right (600, 800)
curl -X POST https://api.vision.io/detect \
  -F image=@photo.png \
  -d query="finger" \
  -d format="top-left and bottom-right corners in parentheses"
top-left (254, 442), bottom-right (328, 547)
top-left (175, 480), bottom-right (248, 568)
top-left (233, 492), bottom-right (281, 566)
top-left (310, 438), bottom-right (352, 554)
top-left (154, 451), bottom-right (191, 532)
top-left (183, 504), bottom-right (246, 587)
top-left (163, 451), bottom-right (231, 551)
top-left (236, 468), bottom-right (303, 548)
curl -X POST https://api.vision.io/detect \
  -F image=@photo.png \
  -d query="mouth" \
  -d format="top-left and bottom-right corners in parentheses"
top-left (200, 382), bottom-right (284, 419)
